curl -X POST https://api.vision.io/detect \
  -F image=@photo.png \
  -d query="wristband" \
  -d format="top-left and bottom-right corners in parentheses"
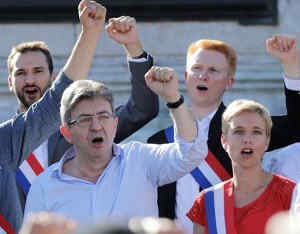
top-left (166, 95), bottom-right (184, 109)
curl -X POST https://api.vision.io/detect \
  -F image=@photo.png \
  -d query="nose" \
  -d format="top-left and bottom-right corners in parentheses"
top-left (24, 75), bottom-right (36, 84)
top-left (242, 134), bottom-right (253, 144)
top-left (89, 116), bottom-right (103, 131)
top-left (194, 70), bottom-right (209, 81)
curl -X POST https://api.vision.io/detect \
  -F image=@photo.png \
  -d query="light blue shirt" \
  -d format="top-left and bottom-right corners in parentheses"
top-left (24, 130), bottom-right (208, 224)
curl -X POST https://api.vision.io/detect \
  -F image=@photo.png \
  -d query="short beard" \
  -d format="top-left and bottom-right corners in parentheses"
top-left (16, 81), bottom-right (52, 111)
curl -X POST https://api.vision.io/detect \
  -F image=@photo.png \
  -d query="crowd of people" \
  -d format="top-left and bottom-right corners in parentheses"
top-left (1, 0), bottom-right (300, 233)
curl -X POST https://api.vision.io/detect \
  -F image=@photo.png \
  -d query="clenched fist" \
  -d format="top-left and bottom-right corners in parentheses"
top-left (145, 66), bottom-right (181, 103)
top-left (78, 0), bottom-right (106, 32)
top-left (266, 35), bottom-right (299, 78)
top-left (106, 16), bottom-right (143, 57)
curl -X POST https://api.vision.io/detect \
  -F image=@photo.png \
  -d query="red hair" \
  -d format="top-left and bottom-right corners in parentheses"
top-left (187, 39), bottom-right (237, 75)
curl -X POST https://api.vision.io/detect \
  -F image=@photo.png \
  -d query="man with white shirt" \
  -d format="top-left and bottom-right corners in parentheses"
top-left (24, 66), bottom-right (209, 223)
top-left (7, 16), bottom-right (158, 208)
top-left (147, 35), bottom-right (300, 233)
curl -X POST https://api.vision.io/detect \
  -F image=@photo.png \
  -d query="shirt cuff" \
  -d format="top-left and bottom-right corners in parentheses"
top-left (127, 53), bottom-right (149, 63)
top-left (283, 73), bottom-right (300, 91)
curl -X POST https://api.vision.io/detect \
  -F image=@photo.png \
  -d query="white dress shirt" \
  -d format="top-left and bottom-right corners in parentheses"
top-left (25, 128), bottom-right (208, 225)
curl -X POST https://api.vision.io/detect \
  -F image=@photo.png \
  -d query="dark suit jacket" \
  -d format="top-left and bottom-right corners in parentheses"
top-left (148, 88), bottom-right (300, 219)
top-left (20, 55), bottom-right (159, 208)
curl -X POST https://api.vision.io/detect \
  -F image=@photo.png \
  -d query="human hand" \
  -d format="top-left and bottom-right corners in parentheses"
top-left (106, 16), bottom-right (143, 57)
top-left (145, 66), bottom-right (180, 103)
top-left (78, 0), bottom-right (106, 33)
top-left (266, 35), bottom-right (299, 78)
top-left (106, 16), bottom-right (139, 45)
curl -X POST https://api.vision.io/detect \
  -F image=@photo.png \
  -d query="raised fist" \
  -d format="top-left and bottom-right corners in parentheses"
top-left (266, 35), bottom-right (298, 63)
top-left (145, 66), bottom-right (180, 103)
top-left (78, 0), bottom-right (106, 32)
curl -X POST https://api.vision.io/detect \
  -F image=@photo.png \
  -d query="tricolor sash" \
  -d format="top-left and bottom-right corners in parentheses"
top-left (0, 213), bottom-right (15, 234)
top-left (204, 180), bottom-right (236, 234)
top-left (16, 142), bottom-right (48, 194)
top-left (164, 126), bottom-right (231, 189)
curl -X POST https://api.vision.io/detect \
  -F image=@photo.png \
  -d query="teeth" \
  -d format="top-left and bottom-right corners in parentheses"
top-left (242, 149), bottom-right (253, 154)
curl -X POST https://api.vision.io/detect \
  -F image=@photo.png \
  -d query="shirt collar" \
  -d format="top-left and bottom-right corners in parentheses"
top-left (52, 144), bottom-right (123, 178)
top-left (52, 146), bottom-right (76, 178)
top-left (196, 107), bottom-right (218, 136)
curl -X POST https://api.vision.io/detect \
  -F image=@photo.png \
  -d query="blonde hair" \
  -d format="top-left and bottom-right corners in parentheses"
top-left (187, 39), bottom-right (237, 76)
top-left (222, 99), bottom-right (273, 136)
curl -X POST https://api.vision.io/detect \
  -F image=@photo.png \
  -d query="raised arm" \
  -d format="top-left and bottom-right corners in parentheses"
top-left (106, 16), bottom-right (158, 142)
top-left (129, 66), bottom-right (207, 186)
top-left (12, 0), bottom-right (106, 165)
top-left (145, 66), bottom-right (197, 141)
top-left (64, 0), bottom-right (106, 81)
top-left (265, 35), bottom-right (300, 150)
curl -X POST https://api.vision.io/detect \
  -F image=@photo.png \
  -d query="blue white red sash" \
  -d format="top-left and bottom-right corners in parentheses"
top-left (164, 126), bottom-right (231, 189)
top-left (204, 180), bottom-right (237, 234)
top-left (0, 213), bottom-right (15, 234)
top-left (16, 142), bottom-right (48, 194)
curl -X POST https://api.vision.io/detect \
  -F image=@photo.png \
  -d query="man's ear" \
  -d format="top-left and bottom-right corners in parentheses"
top-left (8, 75), bottom-right (13, 92)
top-left (60, 125), bottom-right (72, 143)
top-left (226, 76), bottom-right (234, 90)
top-left (113, 116), bottom-right (118, 130)
top-left (185, 71), bottom-right (188, 81)
top-left (50, 72), bottom-right (56, 82)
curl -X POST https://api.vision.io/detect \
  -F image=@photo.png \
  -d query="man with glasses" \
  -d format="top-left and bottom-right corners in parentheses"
top-left (8, 15), bottom-right (158, 210)
top-left (147, 36), bottom-right (300, 233)
top-left (24, 66), bottom-right (209, 223)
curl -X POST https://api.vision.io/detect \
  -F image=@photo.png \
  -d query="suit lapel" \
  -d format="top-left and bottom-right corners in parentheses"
top-left (207, 103), bottom-right (233, 176)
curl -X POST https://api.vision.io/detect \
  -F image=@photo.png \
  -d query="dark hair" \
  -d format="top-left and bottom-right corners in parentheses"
top-left (7, 41), bottom-right (54, 75)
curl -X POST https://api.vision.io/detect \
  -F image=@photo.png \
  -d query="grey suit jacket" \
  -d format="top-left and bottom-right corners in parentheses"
top-left (48, 54), bottom-right (157, 165)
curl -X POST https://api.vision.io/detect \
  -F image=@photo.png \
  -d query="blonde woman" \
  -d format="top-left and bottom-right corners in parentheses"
top-left (187, 99), bottom-right (296, 234)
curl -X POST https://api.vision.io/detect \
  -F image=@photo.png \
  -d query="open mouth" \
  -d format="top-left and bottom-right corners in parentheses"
top-left (92, 137), bottom-right (104, 144)
top-left (241, 148), bottom-right (253, 158)
top-left (24, 87), bottom-right (39, 97)
top-left (196, 85), bottom-right (208, 91)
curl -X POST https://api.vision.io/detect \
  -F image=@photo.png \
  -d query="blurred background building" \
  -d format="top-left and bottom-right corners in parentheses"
top-left (0, 0), bottom-right (298, 142)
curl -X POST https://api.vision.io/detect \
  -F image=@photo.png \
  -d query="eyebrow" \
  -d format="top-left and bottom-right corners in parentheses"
top-left (191, 64), bottom-right (227, 70)
top-left (232, 126), bottom-right (264, 130)
top-left (33, 66), bottom-right (45, 70)
top-left (14, 66), bottom-right (46, 72)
